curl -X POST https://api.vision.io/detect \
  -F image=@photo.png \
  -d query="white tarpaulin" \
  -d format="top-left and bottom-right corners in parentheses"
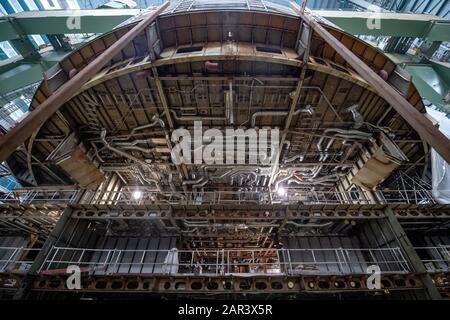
top-left (162, 248), bottom-right (179, 274)
top-left (430, 109), bottom-right (450, 204)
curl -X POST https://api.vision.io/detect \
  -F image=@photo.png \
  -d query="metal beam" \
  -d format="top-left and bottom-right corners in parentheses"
top-left (315, 10), bottom-right (450, 41)
top-left (0, 62), bottom-right (52, 96)
top-left (0, 2), bottom-right (170, 163)
top-left (29, 272), bottom-right (427, 293)
top-left (384, 207), bottom-right (442, 299)
top-left (292, 3), bottom-right (450, 165)
top-left (0, 9), bottom-right (141, 42)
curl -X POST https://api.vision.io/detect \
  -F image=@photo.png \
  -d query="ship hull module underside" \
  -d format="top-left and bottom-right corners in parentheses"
top-left (0, 2), bottom-right (449, 300)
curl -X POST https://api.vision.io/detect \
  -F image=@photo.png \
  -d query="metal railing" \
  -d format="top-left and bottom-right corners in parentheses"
top-left (39, 246), bottom-right (411, 276)
top-left (0, 188), bottom-right (437, 205)
top-left (3, 245), bottom-right (449, 275)
top-left (0, 247), bottom-right (40, 273)
top-left (377, 188), bottom-right (436, 205)
top-left (415, 245), bottom-right (450, 272)
top-left (0, 188), bottom-right (82, 204)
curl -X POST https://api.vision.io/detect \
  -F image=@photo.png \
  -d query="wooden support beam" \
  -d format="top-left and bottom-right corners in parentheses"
top-left (291, 2), bottom-right (450, 164)
top-left (0, 1), bottom-right (170, 163)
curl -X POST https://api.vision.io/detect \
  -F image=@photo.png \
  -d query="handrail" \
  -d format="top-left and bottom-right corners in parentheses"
top-left (0, 188), bottom-right (438, 205)
top-left (3, 245), bottom-right (450, 275)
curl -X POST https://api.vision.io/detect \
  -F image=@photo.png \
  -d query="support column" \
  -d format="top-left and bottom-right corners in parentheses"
top-left (384, 207), bottom-right (442, 299)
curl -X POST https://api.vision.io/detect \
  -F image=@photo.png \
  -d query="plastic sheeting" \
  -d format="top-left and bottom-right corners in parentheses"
top-left (430, 110), bottom-right (450, 204)
top-left (162, 248), bottom-right (179, 274)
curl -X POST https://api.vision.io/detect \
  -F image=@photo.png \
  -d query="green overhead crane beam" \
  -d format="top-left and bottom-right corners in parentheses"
top-left (1, 9), bottom-right (449, 42)
top-left (0, 9), bottom-right (141, 42)
top-left (315, 10), bottom-right (450, 41)
top-left (0, 63), bottom-right (46, 94)
top-left (0, 19), bottom-right (17, 41)
top-left (1, 7), bottom-right (450, 116)
top-left (0, 50), bottom-right (68, 96)
top-left (404, 61), bottom-right (450, 113)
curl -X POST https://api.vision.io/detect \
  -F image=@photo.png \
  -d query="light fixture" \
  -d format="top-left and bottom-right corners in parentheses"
top-left (132, 190), bottom-right (143, 200)
top-left (277, 187), bottom-right (286, 196)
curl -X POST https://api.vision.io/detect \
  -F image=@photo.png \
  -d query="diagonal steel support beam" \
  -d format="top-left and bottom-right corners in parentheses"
top-left (291, 2), bottom-right (450, 165)
top-left (0, 1), bottom-right (170, 163)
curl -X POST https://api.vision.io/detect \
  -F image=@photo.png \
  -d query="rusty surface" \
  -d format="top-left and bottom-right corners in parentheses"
top-left (27, 273), bottom-right (425, 294)
top-left (57, 147), bottom-right (105, 190)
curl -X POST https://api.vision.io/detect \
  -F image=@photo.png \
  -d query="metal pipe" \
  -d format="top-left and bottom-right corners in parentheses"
top-left (100, 130), bottom-right (151, 167)
top-left (134, 168), bottom-right (162, 192)
top-left (285, 221), bottom-right (333, 228)
top-left (317, 129), bottom-right (372, 150)
top-left (182, 178), bottom-right (205, 186)
top-left (292, 2), bottom-right (450, 164)
top-left (274, 173), bottom-right (294, 190)
top-left (317, 129), bottom-right (372, 158)
top-left (292, 165), bottom-right (322, 179)
top-left (251, 107), bottom-right (312, 127)
top-left (168, 172), bottom-right (185, 199)
top-left (230, 171), bottom-right (258, 185)
top-left (169, 110), bottom-right (226, 122)
top-left (193, 179), bottom-right (209, 189)
top-left (291, 173), bottom-right (342, 183)
top-left (113, 138), bottom-right (162, 146)
top-left (110, 115), bottom-right (165, 142)
top-left (226, 80), bottom-right (234, 125)
top-left (0, 2), bottom-right (170, 163)
top-left (118, 146), bottom-right (157, 153)
top-left (130, 115), bottom-right (164, 134)
top-left (287, 172), bottom-right (343, 187)
top-left (284, 154), bottom-right (304, 163)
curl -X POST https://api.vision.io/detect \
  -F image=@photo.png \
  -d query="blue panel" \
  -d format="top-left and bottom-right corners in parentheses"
top-left (16, 0), bottom-right (29, 10)
top-left (32, 0), bottom-right (45, 10)
top-left (0, 0), bottom-right (16, 13)
top-left (0, 176), bottom-right (21, 190)
top-left (0, 48), bottom-right (8, 60)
